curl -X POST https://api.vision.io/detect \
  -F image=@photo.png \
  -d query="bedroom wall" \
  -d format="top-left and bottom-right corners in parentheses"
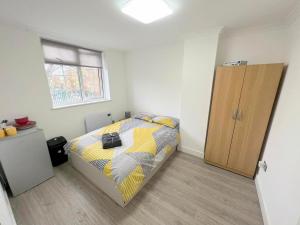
top-left (0, 22), bottom-right (128, 140)
top-left (217, 25), bottom-right (288, 65)
top-left (125, 29), bottom-right (221, 158)
top-left (254, 17), bottom-right (300, 225)
top-left (125, 43), bottom-right (184, 118)
top-left (179, 30), bottom-right (221, 157)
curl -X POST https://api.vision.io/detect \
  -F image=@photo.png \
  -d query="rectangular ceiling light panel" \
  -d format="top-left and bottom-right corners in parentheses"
top-left (122, 0), bottom-right (173, 24)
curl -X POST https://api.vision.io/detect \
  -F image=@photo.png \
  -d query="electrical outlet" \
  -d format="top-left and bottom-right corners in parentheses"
top-left (258, 161), bottom-right (268, 172)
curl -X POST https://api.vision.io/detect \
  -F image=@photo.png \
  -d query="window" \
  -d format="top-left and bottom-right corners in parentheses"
top-left (41, 39), bottom-right (110, 109)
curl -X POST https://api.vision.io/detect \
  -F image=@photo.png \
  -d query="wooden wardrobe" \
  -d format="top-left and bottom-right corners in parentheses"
top-left (204, 63), bottom-right (283, 178)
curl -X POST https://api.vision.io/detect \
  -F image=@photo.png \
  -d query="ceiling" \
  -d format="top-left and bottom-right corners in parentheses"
top-left (0, 0), bottom-right (297, 50)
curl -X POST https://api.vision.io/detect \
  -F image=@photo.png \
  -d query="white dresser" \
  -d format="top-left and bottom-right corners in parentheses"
top-left (0, 128), bottom-right (54, 196)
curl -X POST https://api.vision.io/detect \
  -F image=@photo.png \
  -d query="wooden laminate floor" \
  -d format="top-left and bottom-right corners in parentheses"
top-left (10, 152), bottom-right (263, 225)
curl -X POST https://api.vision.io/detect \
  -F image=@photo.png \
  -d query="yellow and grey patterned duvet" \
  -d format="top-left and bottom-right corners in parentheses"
top-left (66, 118), bottom-right (179, 203)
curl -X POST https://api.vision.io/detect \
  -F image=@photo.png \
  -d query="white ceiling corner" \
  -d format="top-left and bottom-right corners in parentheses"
top-left (0, 0), bottom-right (297, 50)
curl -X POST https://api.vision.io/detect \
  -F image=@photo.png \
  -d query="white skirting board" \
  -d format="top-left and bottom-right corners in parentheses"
top-left (178, 145), bottom-right (204, 159)
top-left (255, 176), bottom-right (269, 225)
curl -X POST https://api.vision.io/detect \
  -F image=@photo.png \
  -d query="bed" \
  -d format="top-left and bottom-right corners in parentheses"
top-left (65, 117), bottom-right (180, 207)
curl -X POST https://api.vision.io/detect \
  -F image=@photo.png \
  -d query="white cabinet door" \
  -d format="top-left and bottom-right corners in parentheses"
top-left (0, 129), bottom-right (54, 196)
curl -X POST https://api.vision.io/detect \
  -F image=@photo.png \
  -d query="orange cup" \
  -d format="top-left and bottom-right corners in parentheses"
top-left (5, 126), bottom-right (17, 136)
top-left (0, 129), bottom-right (5, 138)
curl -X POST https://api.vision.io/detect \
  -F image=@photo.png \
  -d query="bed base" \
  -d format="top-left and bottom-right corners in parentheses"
top-left (70, 146), bottom-right (177, 207)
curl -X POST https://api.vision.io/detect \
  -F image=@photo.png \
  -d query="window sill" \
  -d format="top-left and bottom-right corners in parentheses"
top-left (51, 98), bottom-right (111, 110)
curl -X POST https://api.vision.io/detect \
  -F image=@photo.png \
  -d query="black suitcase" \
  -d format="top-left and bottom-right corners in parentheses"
top-left (47, 136), bottom-right (68, 167)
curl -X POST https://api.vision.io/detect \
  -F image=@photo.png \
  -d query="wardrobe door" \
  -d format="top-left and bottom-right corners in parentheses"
top-left (205, 66), bottom-right (246, 167)
top-left (227, 64), bottom-right (283, 177)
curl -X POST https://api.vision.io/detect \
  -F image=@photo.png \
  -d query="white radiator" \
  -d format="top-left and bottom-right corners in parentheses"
top-left (84, 112), bottom-right (113, 133)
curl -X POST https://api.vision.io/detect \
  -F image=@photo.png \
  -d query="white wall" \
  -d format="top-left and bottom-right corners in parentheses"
top-left (125, 30), bottom-right (221, 158)
top-left (254, 18), bottom-right (300, 225)
top-left (0, 22), bottom-right (128, 140)
top-left (179, 31), bottom-right (221, 157)
top-left (217, 25), bottom-right (288, 65)
top-left (125, 43), bottom-right (183, 118)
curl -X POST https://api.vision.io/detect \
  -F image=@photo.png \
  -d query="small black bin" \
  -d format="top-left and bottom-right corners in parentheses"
top-left (47, 136), bottom-right (68, 167)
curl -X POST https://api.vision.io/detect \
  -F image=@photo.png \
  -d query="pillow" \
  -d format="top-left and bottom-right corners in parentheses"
top-left (152, 116), bottom-right (179, 128)
top-left (134, 112), bottom-right (156, 122)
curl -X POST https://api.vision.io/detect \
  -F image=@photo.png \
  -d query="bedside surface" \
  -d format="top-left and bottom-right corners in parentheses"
top-left (0, 127), bottom-right (40, 142)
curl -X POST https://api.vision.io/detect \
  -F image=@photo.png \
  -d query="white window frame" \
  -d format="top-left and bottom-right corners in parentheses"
top-left (41, 40), bottom-right (111, 109)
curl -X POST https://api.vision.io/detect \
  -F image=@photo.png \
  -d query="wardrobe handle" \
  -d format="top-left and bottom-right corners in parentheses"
top-left (232, 109), bottom-right (238, 120)
top-left (237, 110), bottom-right (242, 121)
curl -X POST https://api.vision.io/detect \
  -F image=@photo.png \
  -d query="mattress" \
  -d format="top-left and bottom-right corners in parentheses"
top-left (65, 118), bottom-right (180, 203)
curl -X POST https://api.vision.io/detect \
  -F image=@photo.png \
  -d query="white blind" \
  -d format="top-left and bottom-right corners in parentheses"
top-left (41, 39), bottom-right (102, 68)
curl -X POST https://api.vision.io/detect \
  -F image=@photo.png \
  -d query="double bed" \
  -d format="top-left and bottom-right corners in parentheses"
top-left (65, 117), bottom-right (179, 207)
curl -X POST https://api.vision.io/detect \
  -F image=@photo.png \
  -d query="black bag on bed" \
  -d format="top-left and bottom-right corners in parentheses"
top-left (102, 132), bottom-right (122, 149)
